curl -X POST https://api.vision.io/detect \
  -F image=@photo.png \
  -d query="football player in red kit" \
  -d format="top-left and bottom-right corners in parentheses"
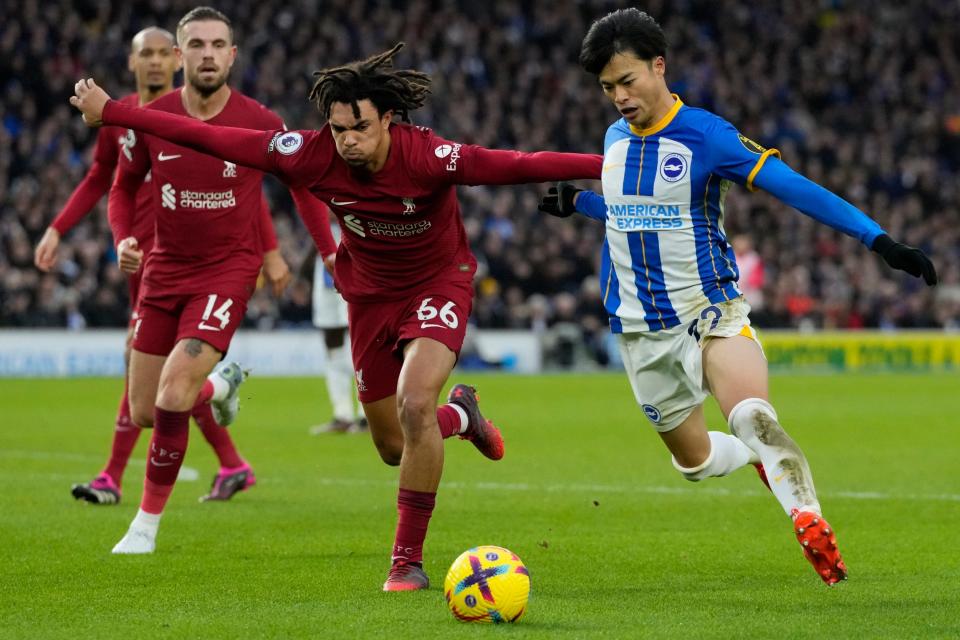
top-left (78, 8), bottom-right (334, 554)
top-left (34, 27), bottom-right (287, 506)
top-left (72, 42), bottom-right (599, 588)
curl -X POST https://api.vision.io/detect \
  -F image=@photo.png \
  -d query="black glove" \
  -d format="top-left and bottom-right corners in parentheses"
top-left (872, 234), bottom-right (937, 285)
top-left (538, 182), bottom-right (582, 218)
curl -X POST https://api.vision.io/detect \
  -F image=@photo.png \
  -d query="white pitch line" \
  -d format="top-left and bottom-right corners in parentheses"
top-left (309, 477), bottom-right (960, 503)
top-left (0, 449), bottom-right (199, 482)
top-left (4, 450), bottom-right (959, 502)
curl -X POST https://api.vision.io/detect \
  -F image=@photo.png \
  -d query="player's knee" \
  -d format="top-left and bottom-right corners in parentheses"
top-left (396, 391), bottom-right (436, 435)
top-left (376, 445), bottom-right (402, 466)
top-left (728, 397), bottom-right (779, 442)
top-left (371, 433), bottom-right (403, 466)
top-left (130, 403), bottom-right (154, 429)
top-left (157, 372), bottom-right (206, 411)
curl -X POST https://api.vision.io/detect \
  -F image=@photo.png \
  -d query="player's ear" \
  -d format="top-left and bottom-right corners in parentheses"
top-left (127, 53), bottom-right (136, 73)
top-left (381, 110), bottom-right (393, 129)
top-left (653, 56), bottom-right (666, 78)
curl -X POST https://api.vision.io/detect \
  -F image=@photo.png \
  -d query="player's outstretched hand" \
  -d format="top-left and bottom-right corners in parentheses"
top-left (538, 182), bottom-right (582, 218)
top-left (69, 78), bottom-right (110, 127)
top-left (871, 234), bottom-right (937, 286)
top-left (34, 227), bottom-right (61, 272)
top-left (263, 249), bottom-right (292, 297)
top-left (117, 237), bottom-right (143, 274)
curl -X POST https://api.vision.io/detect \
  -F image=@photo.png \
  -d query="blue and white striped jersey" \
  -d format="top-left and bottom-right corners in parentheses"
top-left (576, 95), bottom-right (883, 333)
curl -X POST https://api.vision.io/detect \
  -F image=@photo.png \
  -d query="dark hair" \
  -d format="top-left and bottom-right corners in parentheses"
top-left (579, 9), bottom-right (667, 74)
top-left (308, 43), bottom-right (431, 122)
top-left (176, 6), bottom-right (233, 44)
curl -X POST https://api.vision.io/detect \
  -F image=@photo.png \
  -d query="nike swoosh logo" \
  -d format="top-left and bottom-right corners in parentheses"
top-left (157, 152), bottom-right (182, 161)
top-left (331, 198), bottom-right (358, 206)
top-left (420, 323), bottom-right (449, 329)
top-left (150, 457), bottom-right (175, 467)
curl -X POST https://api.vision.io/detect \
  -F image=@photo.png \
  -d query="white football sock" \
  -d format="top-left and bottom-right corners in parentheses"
top-left (672, 431), bottom-right (758, 481)
top-left (448, 403), bottom-right (469, 434)
top-left (326, 345), bottom-right (357, 422)
top-left (209, 374), bottom-right (230, 402)
top-left (112, 509), bottom-right (160, 554)
top-left (728, 398), bottom-right (822, 517)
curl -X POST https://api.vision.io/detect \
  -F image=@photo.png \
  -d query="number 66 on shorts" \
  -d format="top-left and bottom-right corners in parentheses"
top-left (347, 280), bottom-right (474, 403)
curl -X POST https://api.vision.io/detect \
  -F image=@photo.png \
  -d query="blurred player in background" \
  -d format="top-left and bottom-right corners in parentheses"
top-left (33, 27), bottom-right (280, 507)
top-left (301, 240), bottom-right (367, 435)
top-left (71, 42), bottom-right (602, 590)
top-left (540, 8), bottom-right (936, 585)
top-left (95, 7), bottom-right (333, 554)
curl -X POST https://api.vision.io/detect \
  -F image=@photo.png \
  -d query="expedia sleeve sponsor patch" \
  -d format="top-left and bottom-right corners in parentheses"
top-left (737, 133), bottom-right (768, 155)
top-left (267, 132), bottom-right (281, 154)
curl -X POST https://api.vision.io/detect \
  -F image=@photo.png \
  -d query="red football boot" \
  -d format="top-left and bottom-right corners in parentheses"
top-left (383, 562), bottom-right (430, 592)
top-left (447, 384), bottom-right (504, 461)
top-left (793, 510), bottom-right (848, 585)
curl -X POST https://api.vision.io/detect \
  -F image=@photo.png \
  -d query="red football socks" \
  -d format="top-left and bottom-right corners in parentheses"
top-left (191, 401), bottom-right (244, 469)
top-left (196, 379), bottom-right (214, 405)
top-left (392, 488), bottom-right (437, 565)
top-left (436, 404), bottom-right (462, 439)
top-left (140, 407), bottom-right (190, 515)
top-left (102, 387), bottom-right (141, 486)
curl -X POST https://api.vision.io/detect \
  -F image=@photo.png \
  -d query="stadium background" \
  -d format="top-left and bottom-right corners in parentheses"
top-left (2, 4), bottom-right (960, 637)
top-left (1, 0), bottom-right (958, 369)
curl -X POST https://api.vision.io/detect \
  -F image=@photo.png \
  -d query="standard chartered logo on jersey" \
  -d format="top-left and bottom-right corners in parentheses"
top-left (160, 183), bottom-right (236, 210)
top-left (343, 214), bottom-right (432, 238)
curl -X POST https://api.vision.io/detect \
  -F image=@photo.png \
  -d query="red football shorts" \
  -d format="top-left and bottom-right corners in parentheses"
top-left (132, 287), bottom-right (250, 356)
top-left (348, 280), bottom-right (474, 403)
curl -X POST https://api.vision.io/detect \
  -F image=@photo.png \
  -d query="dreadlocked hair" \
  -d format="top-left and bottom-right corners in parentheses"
top-left (308, 42), bottom-right (431, 122)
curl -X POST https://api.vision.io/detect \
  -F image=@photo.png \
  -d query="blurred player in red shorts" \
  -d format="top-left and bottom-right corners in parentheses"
top-left (80, 8), bottom-right (333, 554)
top-left (33, 27), bottom-right (287, 507)
top-left (72, 42), bottom-right (600, 586)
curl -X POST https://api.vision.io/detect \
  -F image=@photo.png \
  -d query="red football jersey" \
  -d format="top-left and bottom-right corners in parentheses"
top-left (110, 89), bottom-right (281, 295)
top-left (52, 93), bottom-right (155, 253)
top-left (263, 125), bottom-right (600, 303)
top-left (101, 99), bottom-right (602, 303)
top-left (265, 125), bottom-right (474, 302)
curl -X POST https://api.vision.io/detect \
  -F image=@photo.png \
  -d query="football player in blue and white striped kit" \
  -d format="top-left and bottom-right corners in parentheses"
top-left (540, 8), bottom-right (937, 586)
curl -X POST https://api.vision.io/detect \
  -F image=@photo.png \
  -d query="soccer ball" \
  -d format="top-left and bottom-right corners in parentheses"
top-left (444, 545), bottom-right (530, 623)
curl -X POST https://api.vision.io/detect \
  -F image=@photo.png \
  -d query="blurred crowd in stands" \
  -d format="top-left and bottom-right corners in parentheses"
top-left (1, 0), bottom-right (958, 367)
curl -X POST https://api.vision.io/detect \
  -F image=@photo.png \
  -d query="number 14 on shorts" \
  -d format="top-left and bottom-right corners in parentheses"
top-left (199, 294), bottom-right (233, 331)
top-left (417, 297), bottom-right (459, 329)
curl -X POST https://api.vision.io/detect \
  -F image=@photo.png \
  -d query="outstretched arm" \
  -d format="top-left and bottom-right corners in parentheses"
top-left (752, 157), bottom-right (882, 246)
top-left (538, 182), bottom-right (607, 221)
top-left (72, 79), bottom-right (278, 174)
top-left (459, 146), bottom-right (603, 186)
top-left (707, 115), bottom-right (935, 285)
top-left (754, 158), bottom-right (937, 284)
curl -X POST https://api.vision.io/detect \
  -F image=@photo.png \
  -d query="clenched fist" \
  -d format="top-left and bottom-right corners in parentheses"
top-left (69, 78), bottom-right (111, 127)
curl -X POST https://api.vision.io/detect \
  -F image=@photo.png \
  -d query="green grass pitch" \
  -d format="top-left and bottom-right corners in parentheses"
top-left (1, 373), bottom-right (958, 639)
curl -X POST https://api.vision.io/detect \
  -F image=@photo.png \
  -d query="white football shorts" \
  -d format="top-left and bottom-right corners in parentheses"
top-left (617, 296), bottom-right (762, 432)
